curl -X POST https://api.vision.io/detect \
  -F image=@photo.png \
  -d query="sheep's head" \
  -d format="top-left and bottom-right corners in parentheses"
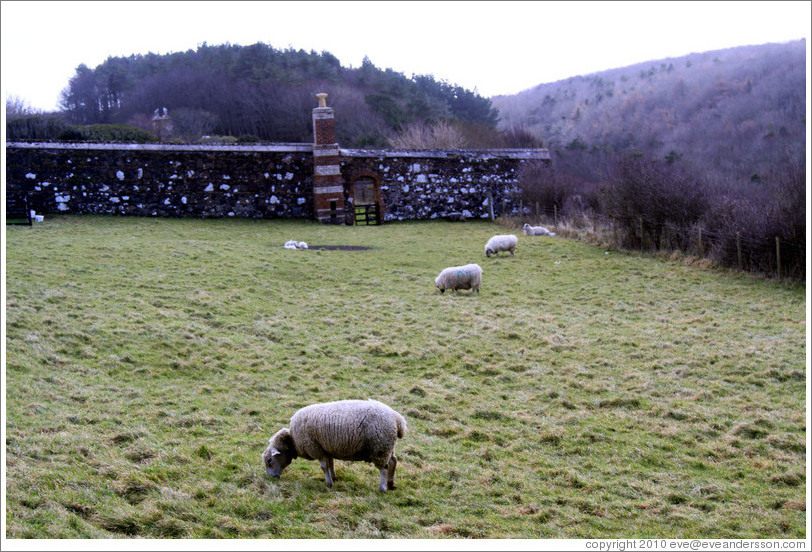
top-left (263, 428), bottom-right (297, 478)
top-left (485, 248), bottom-right (493, 257)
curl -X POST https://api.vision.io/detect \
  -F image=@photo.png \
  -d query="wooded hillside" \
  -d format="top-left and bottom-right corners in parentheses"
top-left (55, 42), bottom-right (499, 147)
top-left (492, 40), bottom-right (806, 185)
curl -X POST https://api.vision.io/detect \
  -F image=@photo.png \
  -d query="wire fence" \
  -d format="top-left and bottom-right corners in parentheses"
top-left (509, 201), bottom-right (806, 281)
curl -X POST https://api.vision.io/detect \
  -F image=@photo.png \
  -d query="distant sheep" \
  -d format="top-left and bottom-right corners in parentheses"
top-left (284, 240), bottom-right (308, 249)
top-left (435, 263), bottom-right (483, 294)
top-left (523, 223), bottom-right (556, 236)
top-left (485, 234), bottom-right (518, 257)
top-left (263, 399), bottom-right (407, 492)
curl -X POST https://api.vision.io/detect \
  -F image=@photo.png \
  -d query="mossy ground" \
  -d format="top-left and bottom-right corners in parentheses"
top-left (4, 216), bottom-right (806, 539)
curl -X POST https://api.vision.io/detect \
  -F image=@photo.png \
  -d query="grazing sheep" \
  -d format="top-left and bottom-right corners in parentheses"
top-left (263, 399), bottom-right (407, 492)
top-left (485, 234), bottom-right (518, 257)
top-left (435, 263), bottom-right (483, 294)
top-left (523, 223), bottom-right (556, 236)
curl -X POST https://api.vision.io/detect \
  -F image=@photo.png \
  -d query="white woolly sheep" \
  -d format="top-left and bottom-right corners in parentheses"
top-left (435, 263), bottom-right (482, 294)
top-left (283, 240), bottom-right (308, 249)
top-left (263, 399), bottom-right (407, 492)
top-left (485, 234), bottom-right (518, 257)
top-left (523, 223), bottom-right (556, 236)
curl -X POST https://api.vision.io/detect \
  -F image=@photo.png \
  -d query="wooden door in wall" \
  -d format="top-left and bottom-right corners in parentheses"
top-left (352, 177), bottom-right (381, 225)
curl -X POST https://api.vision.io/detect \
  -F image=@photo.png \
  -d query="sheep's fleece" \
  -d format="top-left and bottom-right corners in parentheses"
top-left (485, 234), bottom-right (518, 257)
top-left (263, 399), bottom-right (407, 491)
top-left (435, 263), bottom-right (483, 293)
top-left (523, 223), bottom-right (556, 236)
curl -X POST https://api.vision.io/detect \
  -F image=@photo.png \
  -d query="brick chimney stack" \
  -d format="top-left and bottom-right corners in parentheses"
top-left (312, 93), bottom-right (345, 224)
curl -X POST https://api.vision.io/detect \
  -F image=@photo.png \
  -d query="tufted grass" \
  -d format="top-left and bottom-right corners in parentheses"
top-left (4, 215), bottom-right (807, 540)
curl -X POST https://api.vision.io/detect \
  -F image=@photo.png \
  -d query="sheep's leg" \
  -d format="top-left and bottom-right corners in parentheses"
top-left (327, 457), bottom-right (336, 482)
top-left (386, 454), bottom-right (398, 490)
top-left (378, 466), bottom-right (388, 492)
top-left (320, 457), bottom-right (334, 488)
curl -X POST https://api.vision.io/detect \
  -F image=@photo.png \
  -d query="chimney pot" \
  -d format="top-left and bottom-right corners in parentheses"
top-left (316, 93), bottom-right (328, 108)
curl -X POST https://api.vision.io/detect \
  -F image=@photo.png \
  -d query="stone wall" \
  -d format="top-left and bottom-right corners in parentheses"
top-left (6, 143), bottom-right (314, 218)
top-left (341, 148), bottom-right (545, 221)
top-left (6, 142), bottom-right (550, 221)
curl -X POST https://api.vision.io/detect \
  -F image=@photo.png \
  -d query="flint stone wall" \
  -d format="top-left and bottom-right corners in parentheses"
top-left (6, 143), bottom-right (315, 218)
top-left (341, 148), bottom-right (546, 221)
top-left (6, 143), bottom-right (550, 221)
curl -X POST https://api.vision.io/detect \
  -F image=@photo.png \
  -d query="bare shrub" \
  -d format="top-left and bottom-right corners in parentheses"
top-left (599, 154), bottom-right (707, 248)
top-left (518, 161), bottom-right (600, 220)
top-left (388, 120), bottom-right (469, 149)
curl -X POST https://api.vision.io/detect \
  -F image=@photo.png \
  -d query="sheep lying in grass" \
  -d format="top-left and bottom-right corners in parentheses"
top-left (523, 223), bottom-right (556, 236)
top-left (435, 263), bottom-right (482, 294)
top-left (485, 234), bottom-right (518, 257)
top-left (263, 399), bottom-right (407, 492)
top-left (283, 240), bottom-right (308, 249)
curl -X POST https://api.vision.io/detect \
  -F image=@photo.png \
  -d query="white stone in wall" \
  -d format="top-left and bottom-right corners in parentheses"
top-left (223, 175), bottom-right (230, 179)
top-left (110, 197), bottom-right (120, 203)
top-left (170, 174), bottom-right (178, 179)
top-left (269, 196), bottom-right (279, 204)
top-left (264, 173), bottom-right (270, 178)
top-left (100, 185), bottom-right (109, 192)
top-left (285, 172), bottom-right (294, 180)
top-left (411, 163), bottom-right (421, 173)
top-left (416, 174), bottom-right (427, 183)
top-left (204, 183), bottom-right (214, 192)
top-left (25, 173), bottom-right (36, 179)
top-left (187, 170), bottom-right (194, 177)
top-left (122, 196), bottom-right (129, 201)
top-left (402, 184), bottom-right (410, 193)
top-left (137, 168), bottom-right (143, 179)
top-left (55, 194), bottom-right (70, 203)
top-left (220, 184), bottom-right (230, 191)
top-left (297, 197), bottom-right (306, 205)
top-left (164, 198), bottom-right (171, 205)
top-left (181, 197), bottom-right (188, 204)
top-left (462, 210), bottom-right (472, 218)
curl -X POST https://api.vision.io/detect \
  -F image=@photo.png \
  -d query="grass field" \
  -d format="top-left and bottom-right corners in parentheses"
top-left (3, 216), bottom-right (807, 540)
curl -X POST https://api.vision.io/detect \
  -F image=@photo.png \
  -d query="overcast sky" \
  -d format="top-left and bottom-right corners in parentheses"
top-left (1, 0), bottom-right (810, 112)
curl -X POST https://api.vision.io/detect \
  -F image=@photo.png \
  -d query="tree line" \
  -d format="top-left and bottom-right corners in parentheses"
top-left (49, 42), bottom-right (500, 146)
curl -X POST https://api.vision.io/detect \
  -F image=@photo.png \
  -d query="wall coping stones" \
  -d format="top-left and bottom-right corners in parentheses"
top-left (7, 142), bottom-right (549, 162)
top-left (339, 148), bottom-right (550, 161)
top-left (6, 141), bottom-right (314, 153)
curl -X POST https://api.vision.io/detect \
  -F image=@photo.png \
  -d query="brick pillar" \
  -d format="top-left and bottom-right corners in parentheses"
top-left (312, 93), bottom-right (346, 224)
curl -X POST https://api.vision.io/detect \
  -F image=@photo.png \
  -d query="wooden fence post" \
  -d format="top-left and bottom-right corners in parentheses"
top-left (775, 236), bottom-right (781, 278)
top-left (488, 190), bottom-right (494, 221)
top-left (638, 217), bottom-right (644, 248)
top-left (554, 204), bottom-right (558, 226)
top-left (535, 201), bottom-right (540, 217)
top-left (736, 232), bottom-right (742, 270)
top-left (698, 227), bottom-right (704, 256)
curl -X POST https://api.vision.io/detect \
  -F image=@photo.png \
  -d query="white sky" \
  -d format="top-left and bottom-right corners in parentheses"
top-left (1, 0), bottom-right (810, 112)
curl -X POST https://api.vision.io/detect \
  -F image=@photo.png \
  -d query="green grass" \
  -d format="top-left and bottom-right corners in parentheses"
top-left (4, 215), bottom-right (806, 539)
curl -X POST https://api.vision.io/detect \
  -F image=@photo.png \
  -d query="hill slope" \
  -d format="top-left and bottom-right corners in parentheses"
top-left (55, 42), bottom-right (499, 147)
top-left (492, 40), bottom-right (806, 184)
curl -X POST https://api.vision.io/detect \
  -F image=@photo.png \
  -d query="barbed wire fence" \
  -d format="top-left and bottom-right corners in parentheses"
top-left (504, 200), bottom-right (806, 281)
